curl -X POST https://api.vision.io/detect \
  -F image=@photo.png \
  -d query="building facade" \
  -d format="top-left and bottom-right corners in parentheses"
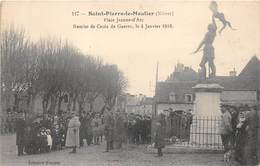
top-left (155, 56), bottom-right (260, 115)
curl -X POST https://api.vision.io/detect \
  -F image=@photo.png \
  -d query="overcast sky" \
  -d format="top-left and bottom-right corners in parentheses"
top-left (2, 0), bottom-right (260, 96)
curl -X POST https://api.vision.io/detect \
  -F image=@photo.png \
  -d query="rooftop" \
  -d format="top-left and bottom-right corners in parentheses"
top-left (156, 56), bottom-right (260, 102)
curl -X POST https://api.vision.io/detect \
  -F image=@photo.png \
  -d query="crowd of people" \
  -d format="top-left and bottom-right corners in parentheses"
top-left (13, 106), bottom-right (152, 156)
top-left (219, 104), bottom-right (259, 166)
top-left (6, 102), bottom-right (259, 163)
top-left (15, 112), bottom-right (67, 155)
top-left (1, 110), bottom-right (16, 134)
top-left (76, 108), bottom-right (152, 153)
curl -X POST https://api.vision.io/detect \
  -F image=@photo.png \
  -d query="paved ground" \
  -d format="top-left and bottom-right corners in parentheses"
top-left (0, 134), bottom-right (225, 166)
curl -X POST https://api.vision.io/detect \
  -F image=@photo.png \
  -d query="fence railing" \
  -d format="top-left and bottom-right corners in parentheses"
top-left (165, 115), bottom-right (223, 150)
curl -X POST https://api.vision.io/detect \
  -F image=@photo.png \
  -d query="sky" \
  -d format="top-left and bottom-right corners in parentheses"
top-left (1, 0), bottom-right (260, 97)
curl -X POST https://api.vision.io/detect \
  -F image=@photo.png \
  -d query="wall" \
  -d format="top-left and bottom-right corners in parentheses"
top-left (126, 104), bottom-right (153, 116)
top-left (156, 103), bottom-right (193, 114)
top-left (221, 90), bottom-right (257, 104)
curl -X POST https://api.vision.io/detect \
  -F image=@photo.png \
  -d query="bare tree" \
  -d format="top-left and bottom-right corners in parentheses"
top-left (100, 64), bottom-right (128, 112)
top-left (1, 26), bottom-right (31, 113)
top-left (1, 26), bottom-right (128, 118)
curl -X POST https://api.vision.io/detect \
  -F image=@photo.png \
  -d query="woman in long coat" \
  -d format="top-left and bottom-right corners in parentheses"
top-left (65, 113), bottom-right (81, 153)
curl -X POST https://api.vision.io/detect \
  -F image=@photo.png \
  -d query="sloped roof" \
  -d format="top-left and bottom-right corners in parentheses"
top-left (208, 56), bottom-right (260, 91)
top-left (238, 56), bottom-right (260, 90)
top-left (239, 56), bottom-right (260, 78)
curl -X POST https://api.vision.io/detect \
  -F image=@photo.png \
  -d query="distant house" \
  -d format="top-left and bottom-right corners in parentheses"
top-left (117, 93), bottom-right (153, 116)
top-left (166, 63), bottom-right (199, 82)
top-left (155, 56), bottom-right (260, 114)
top-left (155, 81), bottom-right (196, 115)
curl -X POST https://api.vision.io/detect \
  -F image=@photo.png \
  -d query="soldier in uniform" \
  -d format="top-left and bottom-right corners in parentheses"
top-left (85, 112), bottom-right (93, 146)
top-left (16, 111), bottom-right (26, 156)
top-left (79, 111), bottom-right (87, 147)
top-left (154, 122), bottom-right (165, 157)
top-left (104, 108), bottom-right (115, 152)
top-left (134, 114), bottom-right (142, 144)
top-left (114, 110), bottom-right (125, 149)
top-left (92, 113), bottom-right (102, 145)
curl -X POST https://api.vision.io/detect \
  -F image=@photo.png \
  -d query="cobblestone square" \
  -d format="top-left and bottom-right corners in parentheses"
top-left (0, 135), bottom-right (224, 166)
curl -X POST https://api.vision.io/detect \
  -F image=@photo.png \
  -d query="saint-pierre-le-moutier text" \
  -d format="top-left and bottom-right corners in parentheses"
top-left (86, 11), bottom-right (173, 16)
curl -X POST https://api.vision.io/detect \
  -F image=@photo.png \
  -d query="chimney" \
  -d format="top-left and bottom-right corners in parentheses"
top-left (229, 68), bottom-right (237, 77)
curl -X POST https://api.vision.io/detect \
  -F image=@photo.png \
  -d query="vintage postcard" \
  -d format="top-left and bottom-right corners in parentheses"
top-left (1, 0), bottom-right (259, 166)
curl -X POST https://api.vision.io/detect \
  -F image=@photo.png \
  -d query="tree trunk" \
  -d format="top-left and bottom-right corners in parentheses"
top-left (67, 93), bottom-right (73, 113)
top-left (42, 94), bottom-right (50, 115)
top-left (48, 94), bottom-right (57, 115)
top-left (89, 101), bottom-right (93, 112)
top-left (13, 92), bottom-right (20, 112)
top-left (88, 93), bottom-right (99, 113)
top-left (78, 101), bottom-right (83, 116)
top-left (72, 96), bottom-right (77, 112)
top-left (27, 93), bottom-right (36, 118)
top-left (77, 93), bottom-right (84, 116)
top-left (57, 95), bottom-right (62, 112)
top-left (30, 95), bottom-right (36, 116)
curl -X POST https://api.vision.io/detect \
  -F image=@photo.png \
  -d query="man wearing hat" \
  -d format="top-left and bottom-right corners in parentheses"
top-left (154, 122), bottom-right (165, 157)
top-left (92, 113), bottom-right (102, 145)
top-left (104, 107), bottom-right (115, 152)
top-left (79, 111), bottom-right (87, 147)
top-left (114, 109), bottom-right (125, 149)
top-left (16, 110), bottom-right (26, 156)
top-left (219, 104), bottom-right (232, 152)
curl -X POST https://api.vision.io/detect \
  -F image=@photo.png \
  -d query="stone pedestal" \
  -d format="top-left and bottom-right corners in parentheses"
top-left (189, 84), bottom-right (224, 147)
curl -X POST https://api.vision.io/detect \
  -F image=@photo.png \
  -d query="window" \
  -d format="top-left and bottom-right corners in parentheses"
top-left (185, 94), bottom-right (193, 103)
top-left (169, 92), bottom-right (176, 102)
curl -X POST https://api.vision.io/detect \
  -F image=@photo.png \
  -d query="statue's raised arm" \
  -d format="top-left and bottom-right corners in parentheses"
top-left (209, 1), bottom-right (236, 34)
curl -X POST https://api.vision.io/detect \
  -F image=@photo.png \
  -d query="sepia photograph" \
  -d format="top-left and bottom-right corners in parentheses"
top-left (0, 0), bottom-right (259, 166)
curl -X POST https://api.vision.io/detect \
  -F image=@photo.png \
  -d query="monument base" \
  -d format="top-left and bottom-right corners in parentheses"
top-left (189, 83), bottom-right (224, 147)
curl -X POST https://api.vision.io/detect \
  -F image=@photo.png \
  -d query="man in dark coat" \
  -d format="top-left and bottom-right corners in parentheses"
top-left (154, 122), bottom-right (165, 157)
top-left (114, 110), bottom-right (125, 149)
top-left (85, 112), bottom-right (93, 146)
top-left (134, 115), bottom-right (142, 144)
top-left (104, 109), bottom-right (114, 152)
top-left (245, 106), bottom-right (258, 166)
top-left (79, 111), bottom-right (87, 147)
top-left (146, 116), bottom-right (152, 143)
top-left (127, 116), bottom-right (135, 144)
top-left (219, 105), bottom-right (232, 152)
top-left (16, 111), bottom-right (26, 156)
top-left (235, 110), bottom-right (249, 164)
